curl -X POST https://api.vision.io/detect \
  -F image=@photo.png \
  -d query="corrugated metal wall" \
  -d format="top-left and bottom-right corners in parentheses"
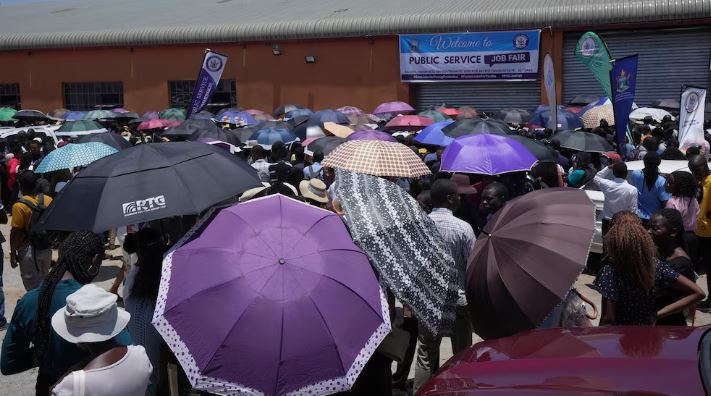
top-left (563, 27), bottom-right (711, 106)
top-left (412, 80), bottom-right (541, 113)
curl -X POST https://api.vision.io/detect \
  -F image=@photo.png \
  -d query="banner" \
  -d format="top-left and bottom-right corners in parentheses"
top-left (186, 50), bottom-right (228, 117)
top-left (399, 30), bottom-right (540, 82)
top-left (543, 53), bottom-right (557, 130)
top-left (678, 86), bottom-right (707, 152)
top-left (610, 55), bottom-right (638, 155)
top-left (575, 32), bottom-right (613, 99)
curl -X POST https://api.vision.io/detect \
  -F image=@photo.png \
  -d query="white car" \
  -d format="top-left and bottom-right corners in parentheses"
top-left (0, 125), bottom-right (61, 145)
top-left (582, 160), bottom-right (691, 254)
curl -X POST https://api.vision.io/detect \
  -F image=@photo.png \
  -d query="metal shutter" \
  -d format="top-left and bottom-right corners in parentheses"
top-left (563, 27), bottom-right (711, 106)
top-left (412, 80), bottom-right (541, 113)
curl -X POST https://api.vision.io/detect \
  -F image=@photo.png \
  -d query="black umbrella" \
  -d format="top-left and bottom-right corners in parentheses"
top-left (651, 99), bottom-right (681, 110)
top-left (551, 130), bottom-right (614, 153)
top-left (14, 109), bottom-right (52, 122)
top-left (78, 132), bottom-right (132, 150)
top-left (114, 112), bottom-right (139, 120)
top-left (189, 128), bottom-right (241, 146)
top-left (273, 104), bottom-right (304, 118)
top-left (38, 142), bottom-right (261, 233)
top-left (305, 136), bottom-right (347, 156)
top-left (442, 118), bottom-right (511, 137)
top-left (504, 135), bottom-right (557, 162)
top-left (568, 95), bottom-right (599, 106)
top-left (163, 119), bottom-right (219, 139)
top-left (233, 127), bottom-right (256, 143)
top-left (496, 109), bottom-right (532, 125)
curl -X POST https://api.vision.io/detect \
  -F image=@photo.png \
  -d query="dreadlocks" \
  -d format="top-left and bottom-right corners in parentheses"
top-left (605, 212), bottom-right (658, 291)
top-left (34, 231), bottom-right (105, 364)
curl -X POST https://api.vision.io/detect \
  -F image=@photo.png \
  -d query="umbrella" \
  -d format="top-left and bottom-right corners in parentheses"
top-left (111, 108), bottom-right (129, 113)
top-left (503, 135), bottom-right (557, 163)
top-left (495, 108), bottom-right (532, 125)
top-left (195, 137), bottom-right (241, 154)
top-left (323, 140), bottom-right (431, 178)
top-left (630, 107), bottom-right (674, 123)
top-left (440, 134), bottom-right (538, 175)
top-left (38, 142), bottom-right (261, 232)
top-left (336, 106), bottom-right (364, 115)
top-left (334, 169), bottom-right (458, 334)
top-left (467, 188), bottom-right (595, 339)
top-left (568, 95), bottom-right (599, 106)
top-left (528, 107), bottom-right (584, 130)
top-left (294, 120), bottom-right (326, 141)
top-left (455, 106), bottom-right (479, 119)
top-left (49, 108), bottom-right (69, 119)
top-left (83, 110), bottom-right (115, 120)
top-left (153, 194), bottom-right (390, 395)
top-left (651, 99), bottom-right (681, 110)
top-left (301, 136), bottom-right (322, 147)
top-left (160, 108), bottom-right (187, 122)
top-left (418, 110), bottom-right (449, 123)
top-left (372, 101), bottom-right (415, 116)
top-left (189, 128), bottom-right (241, 146)
top-left (385, 115), bottom-right (433, 131)
top-left (35, 142), bottom-right (118, 173)
top-left (414, 120), bottom-right (455, 147)
top-left (323, 122), bottom-right (354, 138)
top-left (215, 107), bottom-right (243, 118)
top-left (250, 126), bottom-right (297, 148)
top-left (55, 120), bottom-right (107, 137)
top-left (551, 130), bottom-right (614, 153)
top-left (113, 112), bottom-right (139, 120)
top-left (215, 111), bottom-right (258, 127)
top-left (189, 110), bottom-right (215, 120)
top-left (163, 119), bottom-right (220, 139)
top-left (142, 111), bottom-right (160, 120)
top-left (437, 107), bottom-right (459, 117)
top-left (78, 132), bottom-right (132, 150)
top-left (62, 111), bottom-right (87, 121)
top-left (284, 108), bottom-right (313, 119)
top-left (0, 107), bottom-right (17, 122)
top-left (253, 113), bottom-right (275, 121)
top-left (307, 109), bottom-right (350, 126)
top-left (244, 108), bottom-right (265, 116)
top-left (14, 109), bottom-right (51, 122)
top-left (273, 104), bottom-right (304, 118)
top-left (581, 104), bottom-right (615, 129)
top-left (305, 136), bottom-right (346, 156)
top-left (348, 130), bottom-right (396, 142)
top-left (138, 119), bottom-right (173, 131)
top-left (442, 118), bottom-right (510, 137)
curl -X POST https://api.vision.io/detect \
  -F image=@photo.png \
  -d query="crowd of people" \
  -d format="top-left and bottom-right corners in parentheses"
top-left (0, 103), bottom-right (708, 396)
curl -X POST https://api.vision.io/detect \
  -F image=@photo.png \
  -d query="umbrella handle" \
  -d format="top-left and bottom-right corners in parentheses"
top-left (574, 289), bottom-right (599, 320)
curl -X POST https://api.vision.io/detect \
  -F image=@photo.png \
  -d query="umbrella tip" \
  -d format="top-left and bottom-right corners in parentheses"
top-left (278, 258), bottom-right (286, 265)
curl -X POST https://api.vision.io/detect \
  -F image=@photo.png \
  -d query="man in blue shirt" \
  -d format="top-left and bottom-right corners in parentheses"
top-left (628, 152), bottom-right (670, 222)
top-left (303, 151), bottom-right (324, 180)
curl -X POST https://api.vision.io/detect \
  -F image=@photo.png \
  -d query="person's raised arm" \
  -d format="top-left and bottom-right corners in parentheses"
top-left (599, 298), bottom-right (616, 325)
top-left (657, 275), bottom-right (705, 319)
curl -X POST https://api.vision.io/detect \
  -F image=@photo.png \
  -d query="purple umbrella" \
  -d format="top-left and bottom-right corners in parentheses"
top-left (440, 134), bottom-right (538, 175)
top-left (153, 195), bottom-right (390, 396)
top-left (336, 106), bottom-right (365, 116)
top-left (348, 130), bottom-right (396, 142)
top-left (142, 111), bottom-right (160, 120)
top-left (372, 101), bottom-right (415, 117)
top-left (111, 107), bottom-right (129, 113)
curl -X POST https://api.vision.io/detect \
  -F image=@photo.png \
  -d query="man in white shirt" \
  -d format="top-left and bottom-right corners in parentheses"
top-left (249, 145), bottom-right (270, 183)
top-left (593, 161), bottom-right (638, 235)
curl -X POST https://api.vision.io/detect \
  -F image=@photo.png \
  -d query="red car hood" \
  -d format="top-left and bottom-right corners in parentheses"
top-left (420, 326), bottom-right (708, 396)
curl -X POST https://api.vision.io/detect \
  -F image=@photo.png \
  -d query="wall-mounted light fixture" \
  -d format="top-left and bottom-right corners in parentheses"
top-left (305, 55), bottom-right (317, 63)
top-left (272, 44), bottom-right (281, 56)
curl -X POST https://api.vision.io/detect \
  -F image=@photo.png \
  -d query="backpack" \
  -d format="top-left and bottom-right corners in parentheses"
top-left (306, 165), bottom-right (324, 180)
top-left (18, 193), bottom-right (53, 250)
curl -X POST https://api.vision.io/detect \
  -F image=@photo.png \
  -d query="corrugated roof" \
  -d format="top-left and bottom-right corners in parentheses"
top-left (0, 0), bottom-right (710, 50)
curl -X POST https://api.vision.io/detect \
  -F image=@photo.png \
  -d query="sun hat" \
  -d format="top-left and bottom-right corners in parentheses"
top-left (51, 284), bottom-right (130, 344)
top-left (299, 178), bottom-right (329, 204)
top-left (451, 174), bottom-right (477, 195)
top-left (239, 182), bottom-right (270, 202)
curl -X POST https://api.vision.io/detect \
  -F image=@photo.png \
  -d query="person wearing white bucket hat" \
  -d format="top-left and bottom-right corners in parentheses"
top-left (51, 284), bottom-right (152, 396)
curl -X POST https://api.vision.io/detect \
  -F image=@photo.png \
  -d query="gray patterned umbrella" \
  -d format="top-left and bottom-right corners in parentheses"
top-left (334, 169), bottom-right (458, 335)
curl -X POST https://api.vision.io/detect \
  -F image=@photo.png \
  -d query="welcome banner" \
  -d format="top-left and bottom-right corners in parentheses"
top-left (678, 86), bottom-right (707, 152)
top-left (399, 30), bottom-right (541, 82)
top-left (187, 49), bottom-right (228, 118)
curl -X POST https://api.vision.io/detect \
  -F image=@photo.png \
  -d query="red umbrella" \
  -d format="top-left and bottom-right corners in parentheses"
top-left (137, 119), bottom-right (173, 131)
top-left (385, 115), bottom-right (433, 131)
top-left (438, 107), bottom-right (459, 117)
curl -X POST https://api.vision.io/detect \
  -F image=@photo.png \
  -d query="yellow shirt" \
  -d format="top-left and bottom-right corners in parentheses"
top-left (11, 194), bottom-right (53, 231)
top-left (696, 175), bottom-right (711, 238)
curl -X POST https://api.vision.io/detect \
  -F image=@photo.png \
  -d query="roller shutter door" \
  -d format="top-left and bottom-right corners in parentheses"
top-left (413, 80), bottom-right (541, 114)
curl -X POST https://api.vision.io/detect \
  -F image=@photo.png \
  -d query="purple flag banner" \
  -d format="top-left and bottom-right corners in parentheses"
top-left (187, 50), bottom-right (228, 118)
top-left (610, 55), bottom-right (638, 155)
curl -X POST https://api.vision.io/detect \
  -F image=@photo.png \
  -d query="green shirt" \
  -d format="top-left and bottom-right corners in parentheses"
top-left (1, 279), bottom-right (132, 383)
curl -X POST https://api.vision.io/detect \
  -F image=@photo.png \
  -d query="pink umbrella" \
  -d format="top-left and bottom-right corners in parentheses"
top-left (302, 136), bottom-right (323, 147)
top-left (385, 115), bottom-right (433, 131)
top-left (244, 109), bottom-right (266, 116)
top-left (138, 119), bottom-right (173, 131)
top-left (112, 108), bottom-right (129, 113)
top-left (438, 107), bottom-right (460, 117)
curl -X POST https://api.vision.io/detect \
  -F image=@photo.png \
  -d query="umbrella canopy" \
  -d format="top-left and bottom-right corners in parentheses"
top-left (189, 110), bottom-right (214, 120)
top-left (78, 132), bottom-right (132, 150)
top-left (195, 137), bottom-right (241, 154)
top-left (418, 110), bottom-right (449, 123)
top-left (323, 122), bottom-right (354, 138)
top-left (414, 120), bottom-right (455, 147)
top-left (455, 106), bottom-right (479, 119)
top-left (83, 110), bottom-right (115, 120)
top-left (568, 95), bottom-right (599, 106)
top-left (0, 107), bottom-right (17, 122)
top-left (153, 194), bottom-right (390, 395)
top-left (305, 136), bottom-right (346, 156)
top-left (503, 135), bottom-right (557, 163)
top-left (496, 108), bottom-right (532, 125)
top-left (189, 128), bottom-right (241, 146)
top-left (215, 111), bottom-right (258, 126)
top-left (244, 109), bottom-right (267, 116)
top-left (551, 130), bottom-right (614, 153)
top-left (162, 118), bottom-right (220, 138)
top-left (437, 107), bottom-right (459, 117)
top-left (334, 169), bottom-right (458, 334)
top-left (110, 107), bottom-right (129, 113)
top-left (49, 108), bottom-right (69, 119)
top-left (385, 115), bottom-right (433, 131)
top-left (336, 106), bottom-right (364, 115)
top-left (62, 111), bottom-right (87, 121)
top-left (528, 107), bottom-right (584, 130)
top-left (284, 108), bottom-right (313, 119)
top-left (442, 118), bottom-right (510, 137)
top-left (113, 111), bottom-right (139, 120)
top-left (39, 142), bottom-right (261, 232)
top-left (630, 107), bottom-right (674, 122)
top-left (273, 104), bottom-right (304, 118)
top-left (138, 118), bottom-right (174, 131)
top-left (250, 126), bottom-right (297, 148)
top-left (35, 142), bottom-right (118, 173)
top-left (160, 108), bottom-right (187, 121)
top-left (323, 140), bottom-right (431, 178)
top-left (372, 101), bottom-right (415, 116)
top-left (14, 109), bottom-right (51, 122)
top-left (581, 104), bottom-right (615, 129)
top-left (441, 134), bottom-right (538, 175)
top-left (348, 130), bottom-right (396, 142)
top-left (467, 188), bottom-right (595, 339)
top-left (651, 99), bottom-right (681, 110)
top-left (55, 120), bottom-right (107, 137)
top-left (142, 111), bottom-right (160, 120)
top-left (307, 109), bottom-right (350, 126)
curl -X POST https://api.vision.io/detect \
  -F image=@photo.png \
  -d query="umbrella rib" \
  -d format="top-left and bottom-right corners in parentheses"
top-left (280, 216), bottom-right (349, 258)
top-left (226, 212), bottom-right (280, 258)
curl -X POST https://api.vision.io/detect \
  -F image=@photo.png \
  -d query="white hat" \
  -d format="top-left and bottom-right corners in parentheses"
top-left (51, 284), bottom-right (130, 344)
top-left (299, 179), bottom-right (329, 204)
top-left (239, 182), bottom-right (270, 202)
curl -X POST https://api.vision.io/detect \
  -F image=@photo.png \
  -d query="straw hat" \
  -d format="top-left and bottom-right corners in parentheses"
top-left (51, 284), bottom-right (130, 344)
top-left (299, 179), bottom-right (329, 204)
top-left (239, 182), bottom-right (270, 202)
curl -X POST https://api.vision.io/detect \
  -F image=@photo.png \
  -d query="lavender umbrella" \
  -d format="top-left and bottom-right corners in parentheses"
top-left (373, 101), bottom-right (415, 116)
top-left (142, 111), bottom-right (160, 120)
top-left (348, 130), bottom-right (396, 142)
top-left (441, 134), bottom-right (538, 175)
top-left (153, 195), bottom-right (390, 396)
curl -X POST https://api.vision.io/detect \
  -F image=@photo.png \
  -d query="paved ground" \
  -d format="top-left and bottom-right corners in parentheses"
top-left (0, 224), bottom-right (709, 394)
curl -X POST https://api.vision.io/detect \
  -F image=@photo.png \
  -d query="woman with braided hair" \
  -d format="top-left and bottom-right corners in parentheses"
top-left (1, 231), bottom-right (133, 395)
top-left (593, 212), bottom-right (704, 325)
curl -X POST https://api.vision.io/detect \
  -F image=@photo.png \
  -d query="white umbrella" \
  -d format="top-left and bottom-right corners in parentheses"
top-left (630, 107), bottom-right (674, 123)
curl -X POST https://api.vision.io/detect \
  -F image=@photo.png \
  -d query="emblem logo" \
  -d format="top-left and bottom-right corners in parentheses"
top-left (580, 37), bottom-right (597, 57)
top-left (616, 69), bottom-right (629, 93)
top-left (685, 91), bottom-right (700, 114)
top-left (122, 195), bottom-right (166, 217)
top-left (513, 34), bottom-right (529, 49)
top-left (206, 55), bottom-right (223, 72)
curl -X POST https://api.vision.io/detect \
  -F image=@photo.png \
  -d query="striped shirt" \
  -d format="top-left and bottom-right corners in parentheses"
top-left (429, 207), bottom-right (476, 304)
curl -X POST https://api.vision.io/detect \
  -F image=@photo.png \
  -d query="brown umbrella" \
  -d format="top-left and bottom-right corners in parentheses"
top-left (582, 104), bottom-right (615, 129)
top-left (323, 140), bottom-right (431, 178)
top-left (323, 121), bottom-right (354, 138)
top-left (466, 188), bottom-right (595, 340)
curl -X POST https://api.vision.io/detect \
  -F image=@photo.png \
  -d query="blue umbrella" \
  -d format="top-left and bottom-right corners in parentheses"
top-left (307, 109), bottom-right (349, 126)
top-left (190, 110), bottom-right (214, 120)
top-left (528, 107), bottom-right (583, 130)
top-left (250, 126), bottom-right (297, 148)
top-left (35, 142), bottom-right (118, 173)
top-left (285, 108), bottom-right (313, 119)
top-left (215, 111), bottom-right (258, 127)
top-left (414, 120), bottom-right (455, 146)
top-left (63, 111), bottom-right (87, 121)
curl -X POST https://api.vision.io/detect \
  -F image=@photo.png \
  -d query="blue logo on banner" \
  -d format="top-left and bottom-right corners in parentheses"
top-left (513, 34), bottom-right (529, 49)
top-left (206, 55), bottom-right (223, 72)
